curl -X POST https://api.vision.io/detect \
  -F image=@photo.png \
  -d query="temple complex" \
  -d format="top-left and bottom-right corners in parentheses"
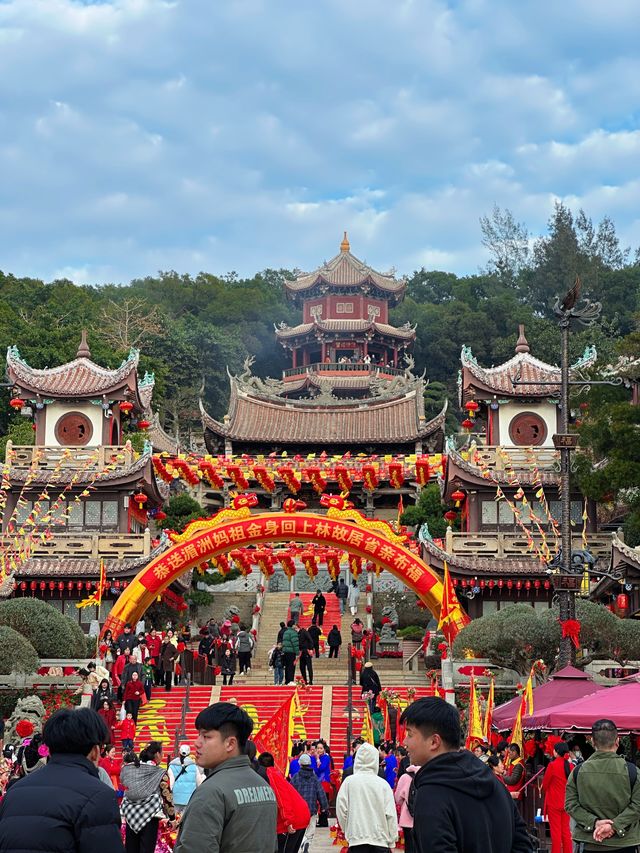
top-left (3, 334), bottom-right (183, 625)
top-left (421, 327), bottom-right (610, 617)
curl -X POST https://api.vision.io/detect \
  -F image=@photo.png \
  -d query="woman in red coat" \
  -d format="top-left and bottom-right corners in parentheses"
top-left (122, 670), bottom-right (145, 723)
top-left (542, 741), bottom-right (572, 853)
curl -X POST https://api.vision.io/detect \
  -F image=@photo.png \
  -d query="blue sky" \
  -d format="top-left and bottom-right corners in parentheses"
top-left (1, 0), bottom-right (639, 284)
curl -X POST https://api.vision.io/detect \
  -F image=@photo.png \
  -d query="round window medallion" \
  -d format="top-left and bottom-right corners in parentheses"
top-left (508, 412), bottom-right (547, 446)
top-left (54, 412), bottom-right (94, 446)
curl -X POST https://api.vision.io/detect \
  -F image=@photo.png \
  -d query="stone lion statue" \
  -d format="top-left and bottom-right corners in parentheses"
top-left (5, 694), bottom-right (46, 745)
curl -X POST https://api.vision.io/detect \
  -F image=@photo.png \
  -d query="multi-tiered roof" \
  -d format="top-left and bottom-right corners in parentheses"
top-left (201, 235), bottom-right (444, 456)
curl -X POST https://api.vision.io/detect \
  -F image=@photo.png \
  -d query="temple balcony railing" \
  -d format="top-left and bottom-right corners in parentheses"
top-left (450, 440), bottom-right (560, 471)
top-left (0, 530), bottom-right (151, 559)
top-left (5, 443), bottom-right (135, 471)
top-left (283, 362), bottom-right (405, 380)
top-left (442, 529), bottom-right (612, 561)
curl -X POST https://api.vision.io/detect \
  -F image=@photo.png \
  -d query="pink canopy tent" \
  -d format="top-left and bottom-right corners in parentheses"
top-left (524, 679), bottom-right (640, 732)
top-left (492, 666), bottom-right (606, 730)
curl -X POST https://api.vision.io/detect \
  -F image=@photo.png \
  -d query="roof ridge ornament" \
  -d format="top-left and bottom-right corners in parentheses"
top-left (515, 324), bottom-right (530, 354)
top-left (340, 231), bottom-right (350, 253)
top-left (76, 330), bottom-right (91, 359)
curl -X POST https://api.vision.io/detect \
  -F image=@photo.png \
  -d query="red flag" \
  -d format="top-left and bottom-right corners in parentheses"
top-left (397, 495), bottom-right (405, 527)
top-left (253, 693), bottom-right (297, 774)
top-left (437, 562), bottom-right (470, 646)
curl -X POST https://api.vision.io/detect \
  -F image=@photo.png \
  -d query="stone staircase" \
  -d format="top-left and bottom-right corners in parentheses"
top-left (239, 589), bottom-right (428, 687)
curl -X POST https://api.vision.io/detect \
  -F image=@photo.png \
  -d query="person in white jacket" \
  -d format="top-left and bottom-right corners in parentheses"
top-left (336, 741), bottom-right (398, 852)
top-left (347, 581), bottom-right (360, 616)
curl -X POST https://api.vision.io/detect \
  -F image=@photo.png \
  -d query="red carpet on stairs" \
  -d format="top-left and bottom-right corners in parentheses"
top-left (330, 686), bottom-right (437, 768)
top-left (220, 685), bottom-right (323, 743)
top-left (289, 592), bottom-right (342, 651)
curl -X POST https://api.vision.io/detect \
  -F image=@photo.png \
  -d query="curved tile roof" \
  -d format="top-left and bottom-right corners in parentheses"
top-left (285, 239), bottom-right (405, 303)
top-left (276, 318), bottom-right (416, 341)
top-left (201, 379), bottom-right (446, 445)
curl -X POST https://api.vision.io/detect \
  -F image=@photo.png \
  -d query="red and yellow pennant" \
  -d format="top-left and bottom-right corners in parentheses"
top-left (253, 692), bottom-right (299, 775)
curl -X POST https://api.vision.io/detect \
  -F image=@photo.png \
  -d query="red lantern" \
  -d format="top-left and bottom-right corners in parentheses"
top-left (525, 580), bottom-right (531, 590)
top-left (544, 580), bottom-right (551, 590)
top-left (137, 419), bottom-right (151, 430)
top-left (579, 402), bottom-right (589, 411)
top-left (133, 491), bottom-right (148, 509)
top-left (67, 581), bottom-right (74, 590)
top-left (498, 579), bottom-right (503, 588)
top-left (461, 579), bottom-right (467, 587)
top-left (507, 579), bottom-right (513, 590)
top-left (77, 581), bottom-right (84, 591)
top-left (461, 418), bottom-right (474, 431)
top-left (488, 579), bottom-right (494, 589)
top-left (617, 594), bottom-right (629, 611)
top-left (452, 578), bottom-right (458, 586)
top-left (479, 579), bottom-right (485, 588)
top-left (516, 580), bottom-right (522, 590)
top-left (58, 581), bottom-right (64, 591)
top-left (20, 581), bottom-right (26, 591)
top-left (120, 401), bottom-right (134, 414)
top-left (464, 400), bottom-right (480, 418)
top-left (155, 510), bottom-right (167, 521)
top-left (9, 397), bottom-right (24, 410)
top-left (48, 581), bottom-right (55, 590)
top-left (534, 579), bottom-right (541, 589)
top-left (30, 581), bottom-right (36, 591)
top-left (451, 489), bottom-right (465, 508)
top-left (444, 510), bottom-right (457, 523)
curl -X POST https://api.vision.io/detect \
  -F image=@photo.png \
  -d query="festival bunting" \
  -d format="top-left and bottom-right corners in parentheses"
top-left (76, 559), bottom-right (107, 609)
top-left (253, 692), bottom-right (298, 775)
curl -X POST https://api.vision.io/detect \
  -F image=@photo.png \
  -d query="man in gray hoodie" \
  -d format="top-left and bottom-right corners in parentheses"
top-left (174, 702), bottom-right (277, 853)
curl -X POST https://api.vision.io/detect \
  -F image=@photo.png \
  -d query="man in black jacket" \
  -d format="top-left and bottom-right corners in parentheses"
top-left (296, 625), bottom-right (314, 685)
top-left (400, 697), bottom-right (532, 853)
top-left (311, 590), bottom-right (326, 627)
top-left (0, 707), bottom-right (123, 853)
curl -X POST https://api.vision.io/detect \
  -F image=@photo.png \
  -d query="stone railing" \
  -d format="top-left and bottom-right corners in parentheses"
top-left (5, 443), bottom-right (134, 470)
top-left (459, 444), bottom-right (560, 470)
top-left (444, 530), bottom-right (612, 560)
top-left (0, 530), bottom-right (151, 559)
top-left (283, 362), bottom-right (405, 379)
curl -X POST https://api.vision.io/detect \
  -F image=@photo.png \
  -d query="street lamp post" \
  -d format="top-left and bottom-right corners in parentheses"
top-left (552, 280), bottom-right (601, 668)
top-left (513, 277), bottom-right (602, 668)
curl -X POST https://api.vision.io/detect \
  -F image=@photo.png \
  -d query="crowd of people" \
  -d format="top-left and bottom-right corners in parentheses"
top-left (1, 693), bottom-right (640, 853)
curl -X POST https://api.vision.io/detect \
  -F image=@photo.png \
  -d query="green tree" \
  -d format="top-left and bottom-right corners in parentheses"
top-left (401, 483), bottom-right (448, 537)
top-left (0, 625), bottom-right (39, 674)
top-left (452, 600), bottom-right (625, 675)
top-left (157, 493), bottom-right (206, 534)
top-left (0, 598), bottom-right (87, 658)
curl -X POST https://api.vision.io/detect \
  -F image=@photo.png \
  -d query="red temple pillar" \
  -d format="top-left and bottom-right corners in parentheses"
top-left (321, 342), bottom-right (327, 362)
top-left (393, 346), bottom-right (398, 367)
top-left (292, 348), bottom-right (297, 368)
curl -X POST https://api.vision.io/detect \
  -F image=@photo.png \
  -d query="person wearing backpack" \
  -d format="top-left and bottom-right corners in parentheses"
top-left (542, 742), bottom-right (572, 853)
top-left (169, 744), bottom-right (200, 813)
top-left (565, 718), bottom-right (640, 851)
top-left (394, 763), bottom-right (420, 853)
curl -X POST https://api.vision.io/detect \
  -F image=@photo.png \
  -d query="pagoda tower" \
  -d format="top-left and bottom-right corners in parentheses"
top-left (276, 231), bottom-right (416, 394)
top-left (201, 234), bottom-right (445, 459)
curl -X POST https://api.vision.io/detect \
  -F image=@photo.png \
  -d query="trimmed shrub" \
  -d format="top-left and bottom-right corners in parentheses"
top-left (0, 626), bottom-right (39, 674)
top-left (0, 598), bottom-right (86, 658)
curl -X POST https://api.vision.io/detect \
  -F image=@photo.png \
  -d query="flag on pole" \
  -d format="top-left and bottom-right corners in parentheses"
top-left (76, 559), bottom-right (107, 610)
top-left (483, 678), bottom-right (495, 742)
top-left (510, 694), bottom-right (526, 756)
top-left (253, 692), bottom-right (297, 775)
top-left (437, 562), bottom-right (470, 646)
top-left (397, 495), bottom-right (405, 527)
top-left (465, 678), bottom-right (484, 748)
top-left (360, 705), bottom-right (374, 745)
top-left (524, 668), bottom-right (535, 717)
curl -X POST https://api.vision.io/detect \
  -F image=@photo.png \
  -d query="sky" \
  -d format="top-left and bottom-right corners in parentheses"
top-left (1, 0), bottom-right (640, 285)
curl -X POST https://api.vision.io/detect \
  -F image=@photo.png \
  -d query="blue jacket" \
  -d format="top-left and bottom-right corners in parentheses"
top-left (0, 753), bottom-right (123, 853)
top-left (169, 756), bottom-right (199, 807)
top-left (290, 766), bottom-right (328, 814)
top-left (315, 753), bottom-right (331, 783)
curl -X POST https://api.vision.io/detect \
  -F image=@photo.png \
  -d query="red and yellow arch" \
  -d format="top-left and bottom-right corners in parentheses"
top-left (103, 504), bottom-right (468, 637)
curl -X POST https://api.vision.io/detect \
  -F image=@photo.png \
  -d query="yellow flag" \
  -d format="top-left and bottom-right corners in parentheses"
top-left (483, 678), bottom-right (494, 742)
top-left (524, 667), bottom-right (535, 717)
top-left (360, 705), bottom-right (374, 745)
top-left (465, 678), bottom-right (484, 747)
top-left (510, 694), bottom-right (526, 755)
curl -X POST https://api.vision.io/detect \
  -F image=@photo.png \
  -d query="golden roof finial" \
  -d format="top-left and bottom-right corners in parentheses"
top-left (340, 231), bottom-right (350, 253)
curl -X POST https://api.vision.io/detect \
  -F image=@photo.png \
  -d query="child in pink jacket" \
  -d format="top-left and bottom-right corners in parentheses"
top-left (394, 764), bottom-right (420, 853)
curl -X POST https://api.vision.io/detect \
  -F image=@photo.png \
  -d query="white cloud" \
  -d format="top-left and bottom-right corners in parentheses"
top-left (0, 0), bottom-right (639, 284)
